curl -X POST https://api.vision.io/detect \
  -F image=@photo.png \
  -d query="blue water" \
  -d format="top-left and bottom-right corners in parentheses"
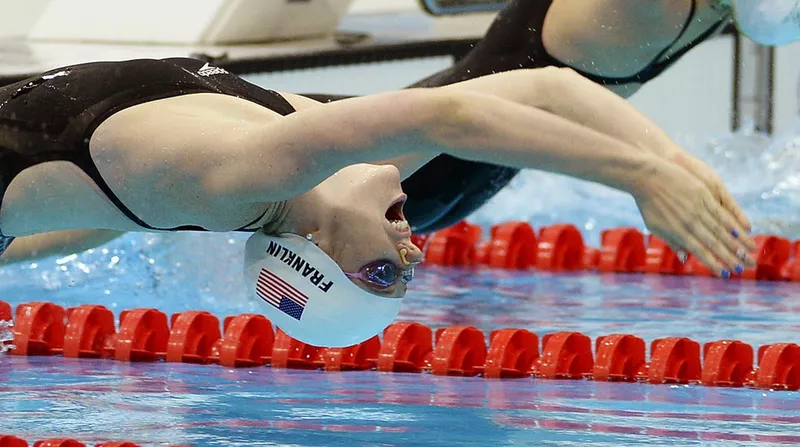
top-left (1, 127), bottom-right (800, 445)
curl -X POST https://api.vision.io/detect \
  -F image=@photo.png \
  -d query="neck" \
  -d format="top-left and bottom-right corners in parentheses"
top-left (266, 188), bottom-right (326, 237)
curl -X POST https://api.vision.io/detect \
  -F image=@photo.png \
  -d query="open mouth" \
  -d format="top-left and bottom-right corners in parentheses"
top-left (386, 195), bottom-right (410, 234)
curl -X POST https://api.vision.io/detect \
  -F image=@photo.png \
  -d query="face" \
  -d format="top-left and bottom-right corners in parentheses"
top-left (308, 164), bottom-right (424, 297)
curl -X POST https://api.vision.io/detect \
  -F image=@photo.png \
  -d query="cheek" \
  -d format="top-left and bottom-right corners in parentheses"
top-left (346, 234), bottom-right (396, 265)
top-left (337, 204), bottom-right (384, 228)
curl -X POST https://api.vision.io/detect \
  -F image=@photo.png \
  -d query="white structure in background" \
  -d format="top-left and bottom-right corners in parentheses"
top-left (0, 0), bottom-right (51, 38)
top-left (26, 0), bottom-right (356, 44)
top-left (0, 0), bottom-right (796, 134)
top-left (734, 37), bottom-right (776, 134)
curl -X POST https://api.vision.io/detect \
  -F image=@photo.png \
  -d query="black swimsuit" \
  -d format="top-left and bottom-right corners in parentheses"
top-left (397, 0), bottom-right (729, 233)
top-left (0, 57), bottom-right (296, 256)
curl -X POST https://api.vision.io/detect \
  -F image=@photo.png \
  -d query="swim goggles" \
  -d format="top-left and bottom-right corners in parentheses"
top-left (344, 260), bottom-right (415, 290)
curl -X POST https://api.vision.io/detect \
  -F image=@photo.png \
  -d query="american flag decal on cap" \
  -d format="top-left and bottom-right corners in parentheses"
top-left (255, 268), bottom-right (309, 321)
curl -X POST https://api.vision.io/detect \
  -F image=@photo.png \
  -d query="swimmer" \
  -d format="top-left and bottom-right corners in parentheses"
top-left (0, 58), bottom-right (757, 345)
top-left (5, 0), bottom-right (794, 261)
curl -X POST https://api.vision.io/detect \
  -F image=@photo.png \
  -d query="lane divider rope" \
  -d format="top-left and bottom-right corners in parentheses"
top-left (414, 221), bottom-right (800, 281)
top-left (2, 221), bottom-right (798, 446)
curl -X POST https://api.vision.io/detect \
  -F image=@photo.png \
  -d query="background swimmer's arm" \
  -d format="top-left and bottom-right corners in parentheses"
top-left (0, 230), bottom-right (124, 266)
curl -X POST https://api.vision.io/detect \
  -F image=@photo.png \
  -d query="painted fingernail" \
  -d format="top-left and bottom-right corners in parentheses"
top-left (731, 230), bottom-right (739, 238)
top-left (677, 250), bottom-right (688, 264)
top-left (721, 269), bottom-right (731, 279)
top-left (736, 248), bottom-right (746, 260)
top-left (735, 264), bottom-right (744, 275)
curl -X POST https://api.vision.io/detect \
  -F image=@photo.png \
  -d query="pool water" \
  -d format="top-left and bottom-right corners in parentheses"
top-left (1, 269), bottom-right (798, 446)
top-left (1, 127), bottom-right (800, 445)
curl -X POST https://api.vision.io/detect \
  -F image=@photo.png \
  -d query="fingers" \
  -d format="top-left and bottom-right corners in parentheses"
top-left (688, 161), bottom-right (757, 255)
top-left (714, 181), bottom-right (755, 243)
top-left (687, 219), bottom-right (746, 277)
top-left (678, 227), bottom-right (730, 278)
top-left (699, 195), bottom-right (757, 268)
top-left (676, 154), bottom-right (754, 241)
top-left (698, 166), bottom-right (754, 245)
top-left (673, 192), bottom-right (756, 278)
top-left (661, 237), bottom-right (688, 264)
top-left (641, 155), bottom-right (759, 279)
top-left (647, 207), bottom-right (726, 276)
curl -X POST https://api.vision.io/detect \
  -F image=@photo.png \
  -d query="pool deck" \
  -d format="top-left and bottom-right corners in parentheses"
top-left (0, 9), bottom-right (497, 84)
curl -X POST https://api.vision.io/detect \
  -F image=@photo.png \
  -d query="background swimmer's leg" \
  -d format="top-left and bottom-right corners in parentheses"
top-left (0, 229), bottom-right (124, 266)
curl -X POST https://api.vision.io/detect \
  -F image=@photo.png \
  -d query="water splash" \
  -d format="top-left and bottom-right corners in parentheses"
top-left (0, 319), bottom-right (14, 353)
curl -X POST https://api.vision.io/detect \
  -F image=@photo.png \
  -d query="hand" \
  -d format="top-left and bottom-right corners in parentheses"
top-left (631, 159), bottom-right (757, 278)
top-left (668, 151), bottom-right (753, 235)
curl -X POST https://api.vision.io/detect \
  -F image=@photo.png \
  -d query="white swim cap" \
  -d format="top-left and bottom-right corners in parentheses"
top-left (243, 231), bottom-right (404, 348)
top-left (729, 0), bottom-right (800, 46)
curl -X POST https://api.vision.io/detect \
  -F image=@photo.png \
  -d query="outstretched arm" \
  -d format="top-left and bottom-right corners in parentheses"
top-left (219, 88), bottom-right (654, 201)
top-left (221, 87), bottom-right (752, 276)
top-left (0, 230), bottom-right (124, 266)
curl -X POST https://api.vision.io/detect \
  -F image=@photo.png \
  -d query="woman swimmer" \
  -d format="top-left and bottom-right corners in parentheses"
top-left (4, 0), bottom-right (796, 262)
top-left (0, 58), bottom-right (759, 345)
top-left (0, 57), bottom-right (756, 274)
top-left (8, 0), bottom-right (794, 264)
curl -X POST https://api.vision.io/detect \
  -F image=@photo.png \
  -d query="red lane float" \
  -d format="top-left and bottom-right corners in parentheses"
top-left (414, 220), bottom-right (800, 283)
top-left (377, 322), bottom-right (433, 373)
top-left (0, 301), bottom-right (11, 322)
top-left (485, 222), bottom-right (538, 269)
top-left (642, 235), bottom-right (684, 275)
top-left (536, 224), bottom-right (585, 271)
top-left (0, 436), bottom-right (188, 447)
top-left (702, 340), bottom-right (754, 388)
top-left (597, 228), bottom-right (646, 274)
top-left (114, 308), bottom-right (169, 362)
top-left (215, 313), bottom-right (274, 368)
top-left (1, 298), bottom-right (798, 391)
top-left (423, 221), bottom-right (481, 266)
top-left (483, 328), bottom-right (539, 379)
